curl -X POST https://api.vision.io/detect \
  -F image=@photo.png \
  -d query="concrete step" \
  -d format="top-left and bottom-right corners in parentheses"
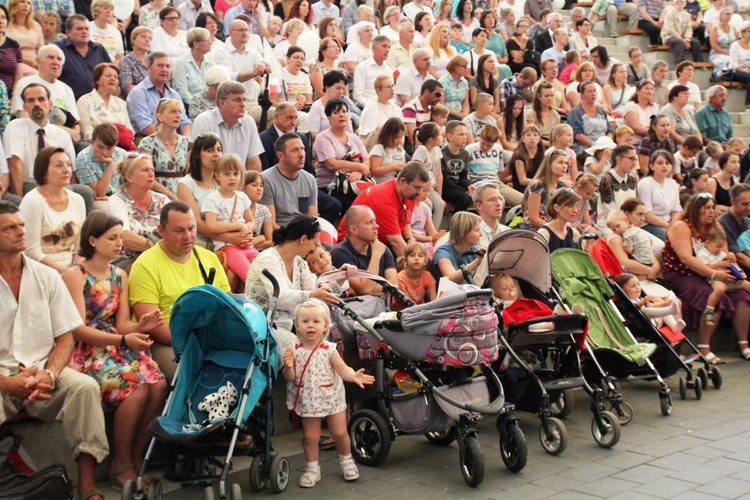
top-left (732, 111), bottom-right (750, 124)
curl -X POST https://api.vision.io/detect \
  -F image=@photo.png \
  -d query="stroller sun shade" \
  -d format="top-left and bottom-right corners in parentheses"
top-left (474, 230), bottom-right (552, 294)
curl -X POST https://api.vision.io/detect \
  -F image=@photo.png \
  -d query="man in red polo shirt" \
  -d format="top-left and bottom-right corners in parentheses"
top-left (337, 161), bottom-right (430, 258)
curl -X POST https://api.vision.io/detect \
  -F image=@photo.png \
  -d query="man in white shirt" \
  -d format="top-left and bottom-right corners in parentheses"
top-left (353, 35), bottom-right (392, 108)
top-left (313, 0), bottom-right (340, 24)
top-left (3, 84), bottom-right (76, 197)
top-left (473, 183), bottom-right (510, 248)
top-left (208, 19), bottom-right (268, 113)
top-left (177, 0), bottom-right (214, 30)
top-left (395, 48), bottom-right (434, 104)
top-left (0, 201), bottom-right (108, 500)
top-left (191, 81), bottom-right (264, 171)
top-left (12, 45), bottom-right (80, 145)
top-left (386, 22), bottom-right (415, 70)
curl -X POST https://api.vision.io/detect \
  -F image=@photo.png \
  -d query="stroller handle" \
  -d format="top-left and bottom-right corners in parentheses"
top-left (318, 269), bottom-right (416, 307)
top-left (262, 269), bottom-right (280, 298)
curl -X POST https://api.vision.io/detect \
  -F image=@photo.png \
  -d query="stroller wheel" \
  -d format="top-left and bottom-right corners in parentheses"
top-left (609, 401), bottom-right (634, 426)
top-left (249, 455), bottom-right (268, 492)
top-left (230, 483), bottom-right (242, 500)
top-left (550, 389), bottom-right (575, 419)
top-left (203, 485), bottom-right (215, 500)
top-left (499, 422), bottom-right (528, 473)
top-left (539, 417), bottom-right (567, 456)
top-left (711, 367), bottom-right (723, 389)
top-left (146, 479), bottom-right (162, 500)
top-left (694, 379), bottom-right (703, 400)
top-left (120, 479), bottom-right (136, 500)
top-left (424, 427), bottom-right (456, 446)
top-left (459, 435), bottom-right (485, 487)
top-left (591, 411), bottom-right (621, 449)
top-left (660, 394), bottom-right (672, 416)
top-left (696, 367), bottom-right (709, 390)
top-left (679, 377), bottom-right (687, 401)
top-left (348, 409), bottom-right (392, 467)
top-left (269, 455), bottom-right (290, 493)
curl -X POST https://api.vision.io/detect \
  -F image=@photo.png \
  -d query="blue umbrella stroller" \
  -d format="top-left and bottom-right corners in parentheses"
top-left (122, 272), bottom-right (289, 500)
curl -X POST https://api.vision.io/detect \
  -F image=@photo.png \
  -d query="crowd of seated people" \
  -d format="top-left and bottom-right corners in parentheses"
top-left (6, 0), bottom-right (750, 495)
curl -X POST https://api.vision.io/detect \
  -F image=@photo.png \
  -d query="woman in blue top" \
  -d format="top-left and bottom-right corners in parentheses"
top-left (433, 211), bottom-right (483, 283)
top-left (538, 188), bottom-right (582, 253)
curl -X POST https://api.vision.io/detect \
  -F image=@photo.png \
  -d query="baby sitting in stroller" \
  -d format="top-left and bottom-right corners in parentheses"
top-left (615, 273), bottom-right (686, 334)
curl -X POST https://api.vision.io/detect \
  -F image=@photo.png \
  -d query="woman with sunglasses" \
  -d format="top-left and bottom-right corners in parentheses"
top-left (439, 55), bottom-right (471, 120)
top-left (150, 7), bottom-right (188, 64)
top-left (137, 98), bottom-right (189, 199)
top-left (245, 215), bottom-right (340, 351)
top-left (663, 192), bottom-right (750, 364)
top-left (109, 153), bottom-right (171, 273)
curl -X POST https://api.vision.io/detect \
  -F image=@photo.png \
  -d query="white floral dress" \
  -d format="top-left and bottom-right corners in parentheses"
top-left (286, 341), bottom-right (346, 418)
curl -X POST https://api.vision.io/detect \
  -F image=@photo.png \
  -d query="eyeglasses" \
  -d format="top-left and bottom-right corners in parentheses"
top-left (550, 148), bottom-right (567, 155)
top-left (163, 16), bottom-right (180, 20)
top-left (636, 79), bottom-right (655, 89)
top-left (622, 156), bottom-right (637, 161)
top-left (697, 192), bottom-right (714, 199)
top-left (433, 91), bottom-right (443, 98)
top-left (199, 132), bottom-right (220, 140)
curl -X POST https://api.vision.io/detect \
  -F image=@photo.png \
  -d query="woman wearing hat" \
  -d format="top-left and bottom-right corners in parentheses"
top-left (188, 65), bottom-right (230, 120)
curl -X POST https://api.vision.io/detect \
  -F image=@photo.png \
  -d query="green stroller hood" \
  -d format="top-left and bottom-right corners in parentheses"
top-left (550, 249), bottom-right (657, 363)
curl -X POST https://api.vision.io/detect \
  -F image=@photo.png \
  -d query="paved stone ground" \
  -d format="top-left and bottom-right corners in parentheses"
top-left (104, 344), bottom-right (750, 500)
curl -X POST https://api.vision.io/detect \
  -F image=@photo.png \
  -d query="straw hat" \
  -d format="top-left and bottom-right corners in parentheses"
top-left (585, 136), bottom-right (617, 156)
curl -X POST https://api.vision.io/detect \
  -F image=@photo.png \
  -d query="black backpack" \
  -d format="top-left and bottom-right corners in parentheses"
top-left (0, 464), bottom-right (73, 499)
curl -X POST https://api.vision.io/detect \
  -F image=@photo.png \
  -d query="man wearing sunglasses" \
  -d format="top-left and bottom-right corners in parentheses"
top-left (402, 79), bottom-right (444, 150)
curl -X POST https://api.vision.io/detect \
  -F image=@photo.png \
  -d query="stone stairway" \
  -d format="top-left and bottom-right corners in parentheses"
top-left (557, 6), bottom-right (750, 145)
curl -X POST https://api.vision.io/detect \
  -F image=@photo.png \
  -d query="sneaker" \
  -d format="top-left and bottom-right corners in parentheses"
top-left (299, 468), bottom-right (321, 488)
top-left (340, 457), bottom-right (359, 481)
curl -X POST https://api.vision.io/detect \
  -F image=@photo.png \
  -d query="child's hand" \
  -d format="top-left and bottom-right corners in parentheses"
top-left (352, 368), bottom-right (375, 388)
top-left (283, 350), bottom-right (294, 372)
top-left (125, 333), bottom-right (154, 352)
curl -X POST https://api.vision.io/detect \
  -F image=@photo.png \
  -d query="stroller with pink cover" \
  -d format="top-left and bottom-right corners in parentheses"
top-left (325, 270), bottom-right (528, 487)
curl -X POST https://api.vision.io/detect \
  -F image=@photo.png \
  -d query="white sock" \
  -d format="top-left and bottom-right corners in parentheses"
top-left (339, 454), bottom-right (353, 462)
top-left (663, 315), bottom-right (685, 333)
top-left (306, 461), bottom-right (320, 471)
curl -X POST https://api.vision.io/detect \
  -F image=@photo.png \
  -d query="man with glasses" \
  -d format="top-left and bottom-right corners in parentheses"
top-left (55, 14), bottom-right (111, 100)
top-left (402, 79), bottom-right (444, 149)
top-left (191, 81), bottom-right (264, 171)
top-left (126, 51), bottom-right (192, 138)
top-left (209, 19), bottom-right (269, 123)
top-left (337, 161), bottom-right (430, 258)
top-left (596, 145), bottom-right (639, 237)
top-left (474, 182), bottom-right (510, 248)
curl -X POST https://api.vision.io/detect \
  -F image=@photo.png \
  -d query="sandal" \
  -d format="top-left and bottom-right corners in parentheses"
top-left (703, 352), bottom-right (726, 365)
top-left (77, 489), bottom-right (104, 500)
top-left (299, 468), bottom-right (321, 488)
top-left (739, 341), bottom-right (750, 360)
top-left (318, 435), bottom-right (336, 450)
top-left (340, 457), bottom-right (359, 481)
top-left (109, 462), bottom-right (135, 491)
top-left (701, 310), bottom-right (715, 327)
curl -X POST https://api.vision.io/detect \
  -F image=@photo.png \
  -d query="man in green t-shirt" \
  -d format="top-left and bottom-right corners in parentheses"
top-left (129, 201), bottom-right (230, 381)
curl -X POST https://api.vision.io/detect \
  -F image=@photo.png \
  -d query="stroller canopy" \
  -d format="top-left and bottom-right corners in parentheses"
top-left (474, 230), bottom-right (551, 294)
top-left (170, 286), bottom-right (274, 366)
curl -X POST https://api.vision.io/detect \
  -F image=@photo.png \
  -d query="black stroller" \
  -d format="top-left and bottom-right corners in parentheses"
top-left (473, 230), bottom-right (623, 455)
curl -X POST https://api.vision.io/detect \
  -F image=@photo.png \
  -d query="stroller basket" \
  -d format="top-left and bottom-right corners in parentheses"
top-left (357, 290), bottom-right (499, 366)
top-left (434, 376), bottom-right (491, 420)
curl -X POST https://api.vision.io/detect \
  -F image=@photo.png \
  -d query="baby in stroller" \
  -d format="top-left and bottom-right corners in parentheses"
top-left (491, 273), bottom-right (520, 307)
top-left (282, 299), bottom-right (375, 488)
top-left (615, 273), bottom-right (686, 333)
top-left (695, 227), bottom-right (750, 326)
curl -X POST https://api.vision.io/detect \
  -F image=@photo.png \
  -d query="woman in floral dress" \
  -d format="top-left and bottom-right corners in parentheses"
top-left (137, 98), bottom-right (189, 197)
top-left (62, 211), bottom-right (167, 490)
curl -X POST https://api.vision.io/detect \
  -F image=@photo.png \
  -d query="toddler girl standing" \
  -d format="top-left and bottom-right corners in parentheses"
top-left (283, 299), bottom-right (375, 488)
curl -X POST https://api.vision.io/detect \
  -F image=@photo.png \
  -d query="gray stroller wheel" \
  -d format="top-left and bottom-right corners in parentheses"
top-left (146, 479), bottom-right (162, 500)
top-left (539, 417), bottom-right (567, 455)
top-left (459, 435), bottom-right (485, 487)
top-left (610, 402), bottom-right (634, 425)
top-left (591, 411), bottom-right (621, 449)
top-left (269, 455), bottom-right (290, 493)
top-left (120, 479), bottom-right (136, 500)
top-left (349, 409), bottom-right (392, 466)
top-left (230, 483), bottom-right (242, 500)
top-left (550, 389), bottom-right (575, 419)
top-left (248, 455), bottom-right (268, 492)
top-left (697, 367), bottom-right (709, 390)
top-left (499, 422), bottom-right (527, 473)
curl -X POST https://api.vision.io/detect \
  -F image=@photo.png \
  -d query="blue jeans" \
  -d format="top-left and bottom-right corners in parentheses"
top-left (731, 71), bottom-right (750, 105)
top-left (642, 223), bottom-right (667, 241)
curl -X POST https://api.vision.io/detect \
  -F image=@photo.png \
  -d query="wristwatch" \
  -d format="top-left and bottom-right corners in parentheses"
top-left (42, 369), bottom-right (56, 391)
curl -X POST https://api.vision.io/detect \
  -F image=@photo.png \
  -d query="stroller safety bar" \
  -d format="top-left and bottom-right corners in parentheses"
top-left (508, 314), bottom-right (588, 335)
top-left (318, 269), bottom-right (416, 306)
